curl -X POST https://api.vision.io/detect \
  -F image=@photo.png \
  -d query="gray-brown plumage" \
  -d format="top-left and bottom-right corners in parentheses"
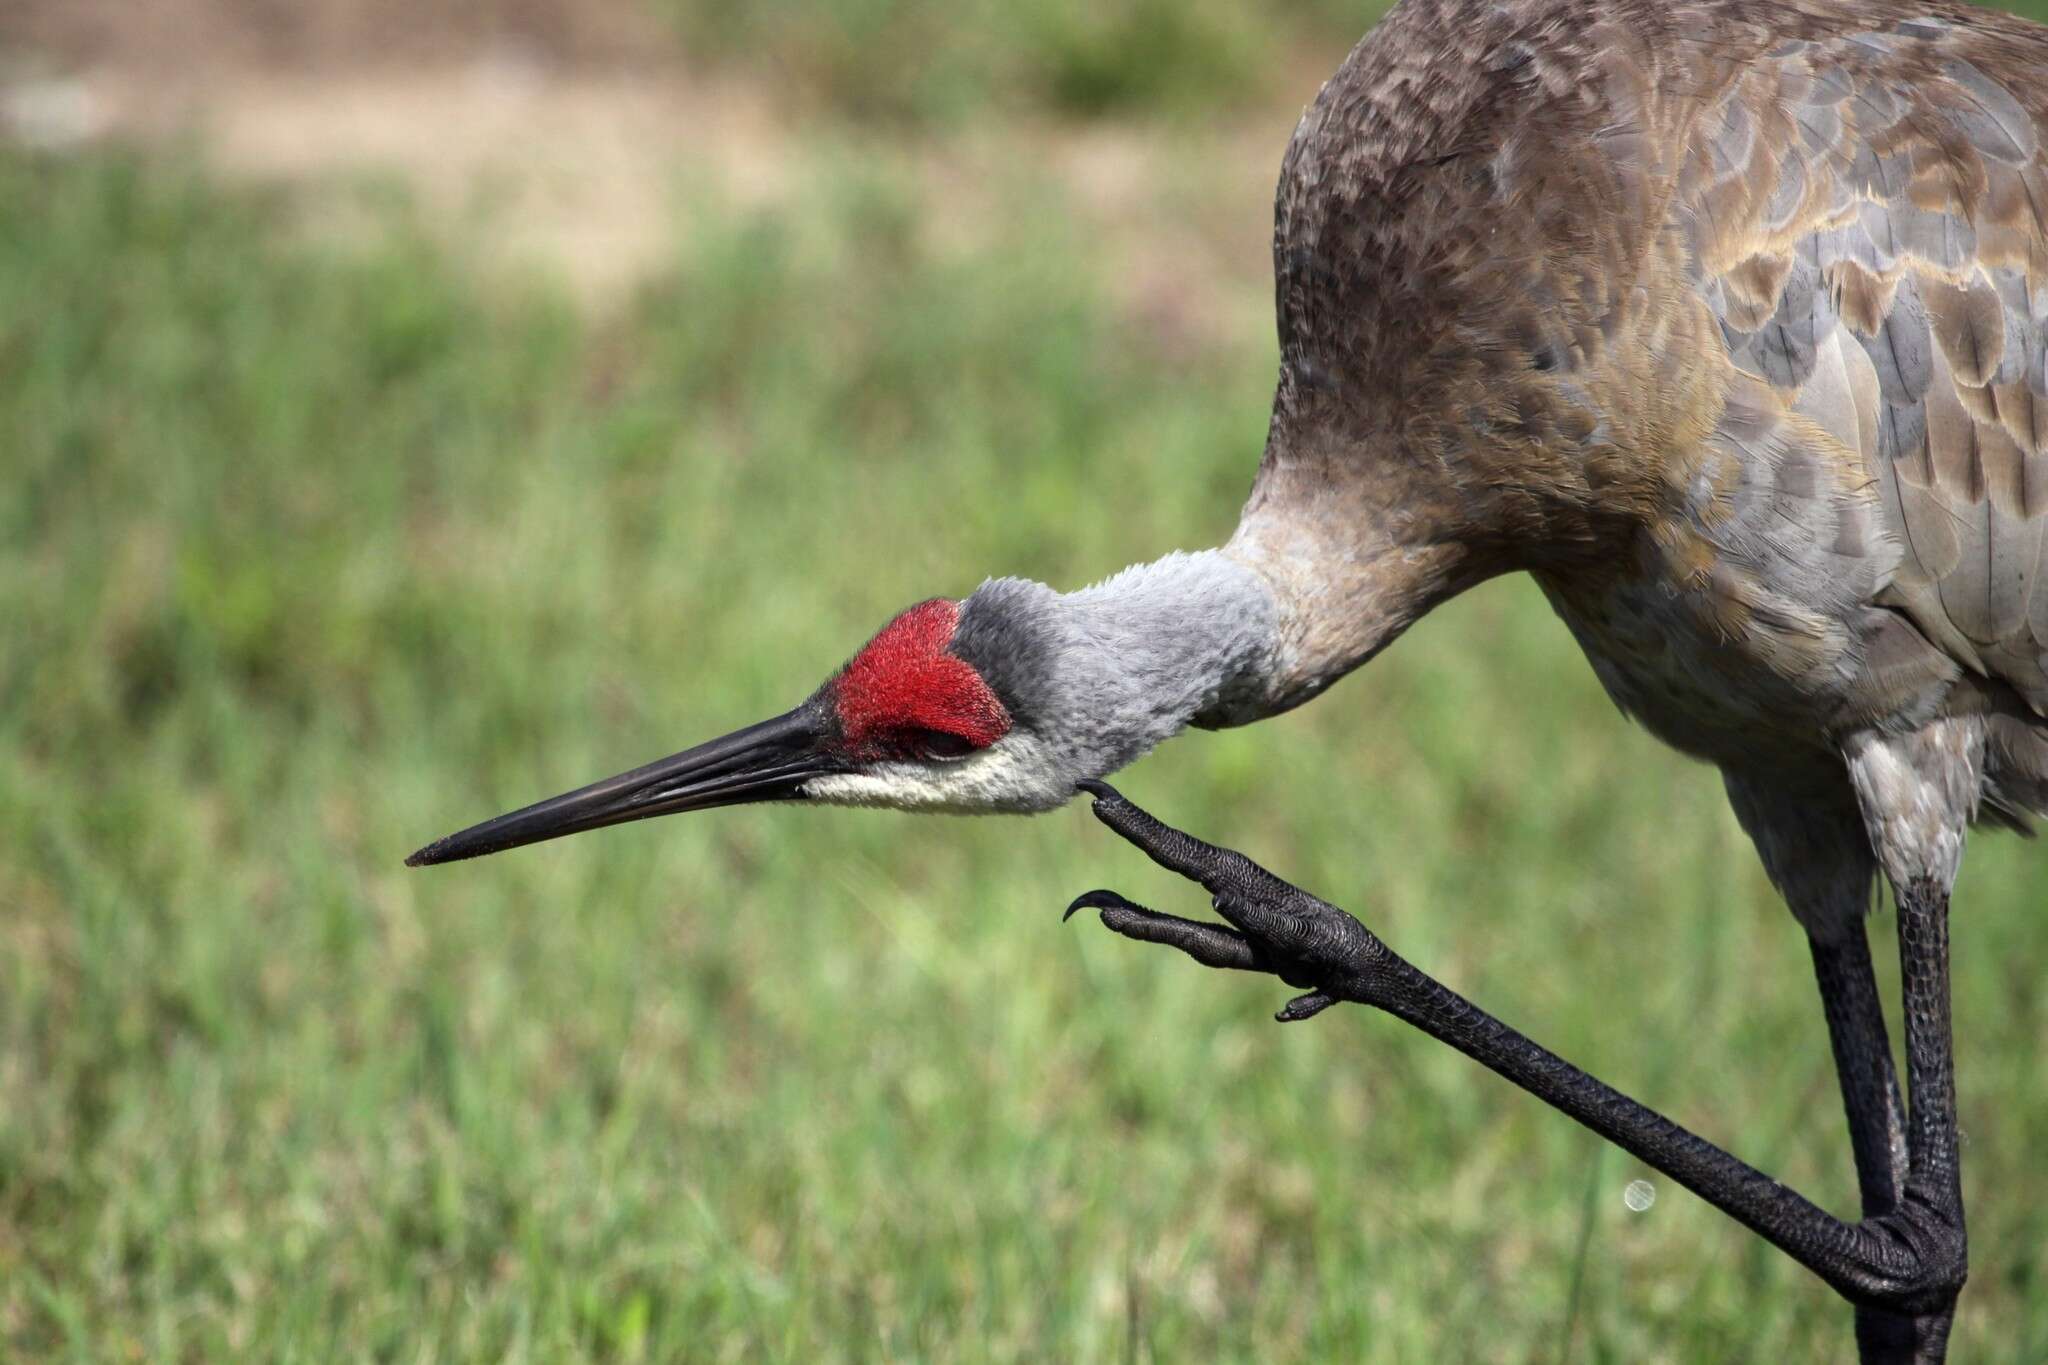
top-left (1209, 5), bottom-right (2047, 1358)
top-left (1241, 2), bottom-right (2048, 806)
top-left (411, 4), bottom-right (2046, 1359)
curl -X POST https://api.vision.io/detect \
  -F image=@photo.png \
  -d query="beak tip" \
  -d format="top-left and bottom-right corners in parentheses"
top-left (404, 840), bottom-right (449, 868)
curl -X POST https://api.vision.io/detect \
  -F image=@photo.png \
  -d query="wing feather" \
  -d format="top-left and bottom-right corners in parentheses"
top-left (1690, 14), bottom-right (2048, 711)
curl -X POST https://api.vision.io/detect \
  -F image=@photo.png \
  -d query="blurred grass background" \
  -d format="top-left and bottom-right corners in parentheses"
top-left (3, 1), bottom-right (2047, 1360)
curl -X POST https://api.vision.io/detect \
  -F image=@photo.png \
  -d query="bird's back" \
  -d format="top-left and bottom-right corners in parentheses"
top-left (1244, 0), bottom-right (2048, 812)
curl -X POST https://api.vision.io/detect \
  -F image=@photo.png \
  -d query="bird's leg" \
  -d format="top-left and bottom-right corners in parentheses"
top-left (1810, 928), bottom-right (1908, 1215)
top-left (1066, 782), bottom-right (1967, 1354)
top-left (1809, 927), bottom-right (1937, 1362)
top-left (1859, 877), bottom-right (1963, 1363)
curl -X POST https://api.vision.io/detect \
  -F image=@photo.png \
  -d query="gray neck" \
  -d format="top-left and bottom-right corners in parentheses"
top-left (958, 549), bottom-right (1280, 789)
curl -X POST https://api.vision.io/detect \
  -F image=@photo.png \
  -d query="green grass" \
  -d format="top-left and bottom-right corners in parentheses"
top-left (657, 0), bottom-right (1380, 123)
top-left (1, 135), bottom-right (2045, 1361)
top-left (653, 0), bottom-right (2048, 124)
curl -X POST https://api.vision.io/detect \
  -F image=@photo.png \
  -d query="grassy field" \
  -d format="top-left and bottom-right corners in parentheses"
top-left (5, 5), bottom-right (2048, 1360)
top-left (651, 0), bottom-right (1363, 123)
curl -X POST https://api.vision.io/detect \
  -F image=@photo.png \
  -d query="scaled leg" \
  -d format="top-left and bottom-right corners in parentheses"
top-left (1067, 781), bottom-right (1969, 1360)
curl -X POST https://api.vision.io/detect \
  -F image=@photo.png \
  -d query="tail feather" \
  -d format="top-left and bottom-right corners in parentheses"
top-left (1981, 713), bottom-right (2048, 836)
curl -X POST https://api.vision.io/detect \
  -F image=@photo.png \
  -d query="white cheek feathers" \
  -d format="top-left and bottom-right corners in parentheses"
top-left (801, 734), bottom-right (1076, 814)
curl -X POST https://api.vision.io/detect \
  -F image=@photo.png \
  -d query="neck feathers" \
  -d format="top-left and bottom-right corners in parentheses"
top-left (1224, 472), bottom-right (1498, 713)
top-left (956, 550), bottom-right (1279, 785)
top-left (1060, 550), bottom-right (1280, 739)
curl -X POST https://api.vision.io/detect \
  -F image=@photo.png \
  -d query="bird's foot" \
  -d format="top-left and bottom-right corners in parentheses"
top-left (1065, 780), bottom-right (1392, 1022)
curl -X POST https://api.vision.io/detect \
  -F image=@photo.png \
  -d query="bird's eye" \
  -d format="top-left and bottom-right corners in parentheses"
top-left (908, 728), bottom-right (978, 761)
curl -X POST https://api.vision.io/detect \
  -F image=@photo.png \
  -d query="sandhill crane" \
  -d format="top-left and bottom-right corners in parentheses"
top-left (409, 1), bottom-right (2048, 1357)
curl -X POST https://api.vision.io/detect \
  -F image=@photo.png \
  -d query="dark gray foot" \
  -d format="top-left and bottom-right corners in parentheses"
top-left (1064, 780), bottom-right (1382, 1022)
top-left (1065, 782), bottom-right (1967, 1363)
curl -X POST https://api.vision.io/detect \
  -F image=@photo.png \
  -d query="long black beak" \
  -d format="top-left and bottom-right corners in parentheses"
top-left (405, 706), bottom-right (841, 867)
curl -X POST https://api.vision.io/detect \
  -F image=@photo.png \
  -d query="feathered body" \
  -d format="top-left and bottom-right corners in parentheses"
top-left (1223, 0), bottom-right (2048, 918)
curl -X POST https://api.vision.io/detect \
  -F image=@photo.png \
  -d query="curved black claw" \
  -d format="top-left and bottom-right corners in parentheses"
top-left (1070, 784), bottom-right (1390, 1018)
top-left (1067, 889), bottom-right (1262, 971)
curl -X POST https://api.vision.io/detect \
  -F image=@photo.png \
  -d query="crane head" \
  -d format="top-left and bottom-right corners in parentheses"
top-left (405, 595), bottom-right (1067, 867)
